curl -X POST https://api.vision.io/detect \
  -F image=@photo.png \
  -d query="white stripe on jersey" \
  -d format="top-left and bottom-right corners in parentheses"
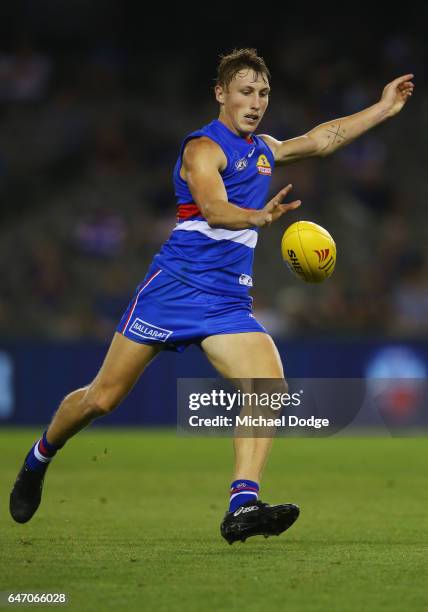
top-left (173, 220), bottom-right (258, 249)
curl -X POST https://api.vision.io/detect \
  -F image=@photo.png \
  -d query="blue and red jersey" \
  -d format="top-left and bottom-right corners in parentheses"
top-left (152, 119), bottom-right (275, 297)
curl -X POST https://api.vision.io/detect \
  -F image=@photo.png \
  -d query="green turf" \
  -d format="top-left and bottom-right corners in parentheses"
top-left (1, 430), bottom-right (428, 611)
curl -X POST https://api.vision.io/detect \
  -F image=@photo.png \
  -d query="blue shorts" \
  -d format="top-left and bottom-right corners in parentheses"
top-left (117, 266), bottom-right (266, 352)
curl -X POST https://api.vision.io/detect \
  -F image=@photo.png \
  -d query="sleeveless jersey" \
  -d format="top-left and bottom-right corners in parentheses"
top-left (152, 119), bottom-right (275, 297)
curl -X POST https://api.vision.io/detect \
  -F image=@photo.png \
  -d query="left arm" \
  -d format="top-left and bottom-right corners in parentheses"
top-left (261, 74), bottom-right (415, 165)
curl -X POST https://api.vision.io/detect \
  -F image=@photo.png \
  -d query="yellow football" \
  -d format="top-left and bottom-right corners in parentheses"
top-left (281, 221), bottom-right (336, 283)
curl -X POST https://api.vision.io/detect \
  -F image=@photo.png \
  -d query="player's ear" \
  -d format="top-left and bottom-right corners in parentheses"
top-left (215, 84), bottom-right (225, 105)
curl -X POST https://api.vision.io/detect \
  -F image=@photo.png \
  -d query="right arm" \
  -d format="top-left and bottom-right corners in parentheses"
top-left (182, 137), bottom-right (301, 230)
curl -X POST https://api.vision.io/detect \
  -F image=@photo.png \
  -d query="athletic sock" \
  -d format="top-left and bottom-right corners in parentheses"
top-left (229, 479), bottom-right (259, 512)
top-left (25, 431), bottom-right (62, 472)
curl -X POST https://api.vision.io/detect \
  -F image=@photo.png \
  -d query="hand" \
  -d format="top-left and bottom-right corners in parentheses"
top-left (250, 184), bottom-right (301, 228)
top-left (380, 74), bottom-right (415, 117)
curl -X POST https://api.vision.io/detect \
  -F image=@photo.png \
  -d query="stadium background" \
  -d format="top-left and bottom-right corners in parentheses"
top-left (0, 4), bottom-right (426, 424)
top-left (1, 5), bottom-right (427, 612)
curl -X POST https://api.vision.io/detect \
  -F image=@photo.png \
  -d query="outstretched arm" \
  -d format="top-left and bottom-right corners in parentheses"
top-left (261, 74), bottom-right (415, 165)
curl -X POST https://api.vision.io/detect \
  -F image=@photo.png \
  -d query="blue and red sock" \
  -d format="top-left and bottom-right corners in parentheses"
top-left (25, 431), bottom-right (62, 472)
top-left (229, 479), bottom-right (259, 512)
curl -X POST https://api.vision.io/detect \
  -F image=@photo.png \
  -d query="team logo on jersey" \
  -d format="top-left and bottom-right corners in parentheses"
top-left (235, 157), bottom-right (248, 171)
top-left (239, 274), bottom-right (253, 287)
top-left (256, 154), bottom-right (272, 175)
top-left (129, 318), bottom-right (173, 342)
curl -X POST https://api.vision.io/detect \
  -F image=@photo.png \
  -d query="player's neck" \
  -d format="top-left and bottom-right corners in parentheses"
top-left (217, 115), bottom-right (252, 140)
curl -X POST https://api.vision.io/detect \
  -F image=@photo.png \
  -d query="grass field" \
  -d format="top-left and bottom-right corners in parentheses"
top-left (1, 429), bottom-right (428, 611)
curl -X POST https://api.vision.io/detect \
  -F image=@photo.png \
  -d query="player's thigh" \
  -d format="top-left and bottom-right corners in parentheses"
top-left (201, 332), bottom-right (284, 379)
top-left (91, 331), bottom-right (161, 398)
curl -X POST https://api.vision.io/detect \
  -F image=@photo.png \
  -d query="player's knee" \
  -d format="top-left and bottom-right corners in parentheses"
top-left (254, 377), bottom-right (289, 415)
top-left (83, 384), bottom-right (125, 418)
top-left (276, 378), bottom-right (289, 395)
top-left (253, 377), bottom-right (288, 396)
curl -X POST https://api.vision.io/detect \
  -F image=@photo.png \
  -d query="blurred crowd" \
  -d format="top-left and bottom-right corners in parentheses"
top-left (0, 24), bottom-right (427, 341)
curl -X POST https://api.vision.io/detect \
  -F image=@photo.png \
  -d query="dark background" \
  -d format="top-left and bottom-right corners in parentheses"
top-left (0, 4), bottom-right (426, 341)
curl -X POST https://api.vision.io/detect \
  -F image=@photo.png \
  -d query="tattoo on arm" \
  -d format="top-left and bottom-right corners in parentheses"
top-left (321, 123), bottom-right (347, 152)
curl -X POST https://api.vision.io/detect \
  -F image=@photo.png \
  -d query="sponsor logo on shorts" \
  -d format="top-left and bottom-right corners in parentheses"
top-left (129, 318), bottom-right (173, 342)
top-left (239, 274), bottom-right (253, 287)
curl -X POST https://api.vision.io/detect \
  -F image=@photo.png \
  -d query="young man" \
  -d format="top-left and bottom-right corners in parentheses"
top-left (10, 49), bottom-right (414, 544)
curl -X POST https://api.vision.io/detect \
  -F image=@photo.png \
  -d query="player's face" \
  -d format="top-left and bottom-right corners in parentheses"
top-left (215, 69), bottom-right (270, 137)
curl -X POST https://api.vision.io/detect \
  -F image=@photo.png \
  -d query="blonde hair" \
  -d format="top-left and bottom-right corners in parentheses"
top-left (216, 48), bottom-right (270, 89)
